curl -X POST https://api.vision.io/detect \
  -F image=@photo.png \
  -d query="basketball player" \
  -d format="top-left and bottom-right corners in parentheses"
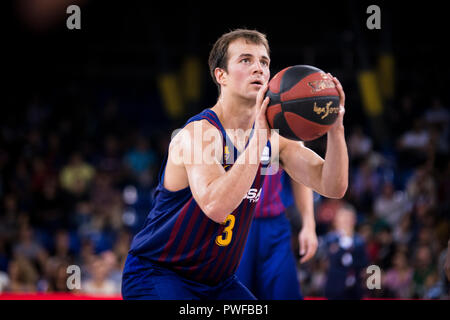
top-left (121, 29), bottom-right (348, 300)
top-left (236, 170), bottom-right (317, 299)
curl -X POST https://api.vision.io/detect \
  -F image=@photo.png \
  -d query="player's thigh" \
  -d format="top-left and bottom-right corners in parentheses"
top-left (214, 275), bottom-right (257, 300)
top-left (122, 254), bottom-right (201, 300)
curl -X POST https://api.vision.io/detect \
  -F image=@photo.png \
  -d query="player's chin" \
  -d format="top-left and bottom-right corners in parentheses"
top-left (246, 87), bottom-right (260, 99)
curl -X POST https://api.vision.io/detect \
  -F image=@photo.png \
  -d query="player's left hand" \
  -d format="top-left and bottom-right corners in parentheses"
top-left (328, 73), bottom-right (345, 131)
top-left (298, 225), bottom-right (318, 264)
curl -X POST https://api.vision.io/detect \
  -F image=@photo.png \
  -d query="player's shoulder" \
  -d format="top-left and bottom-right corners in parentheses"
top-left (170, 119), bottom-right (221, 146)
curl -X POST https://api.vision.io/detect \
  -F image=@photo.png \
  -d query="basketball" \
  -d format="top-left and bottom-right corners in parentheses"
top-left (265, 65), bottom-right (340, 141)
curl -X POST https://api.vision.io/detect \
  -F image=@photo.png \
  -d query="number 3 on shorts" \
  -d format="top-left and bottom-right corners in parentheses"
top-left (215, 214), bottom-right (235, 246)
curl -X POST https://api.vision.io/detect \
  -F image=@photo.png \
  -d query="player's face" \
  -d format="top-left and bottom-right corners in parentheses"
top-left (224, 38), bottom-right (270, 101)
top-left (334, 209), bottom-right (356, 232)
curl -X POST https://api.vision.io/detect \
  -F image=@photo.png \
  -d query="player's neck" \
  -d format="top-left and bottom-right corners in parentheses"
top-left (212, 94), bottom-right (256, 131)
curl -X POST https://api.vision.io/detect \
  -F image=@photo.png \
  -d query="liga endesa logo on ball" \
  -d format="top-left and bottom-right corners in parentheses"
top-left (169, 122), bottom-right (280, 175)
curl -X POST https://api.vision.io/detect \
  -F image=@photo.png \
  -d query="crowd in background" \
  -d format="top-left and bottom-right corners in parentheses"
top-left (0, 81), bottom-right (448, 298)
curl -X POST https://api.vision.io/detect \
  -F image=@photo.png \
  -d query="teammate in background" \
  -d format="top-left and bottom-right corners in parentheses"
top-left (121, 29), bottom-right (348, 300)
top-left (237, 169), bottom-right (317, 299)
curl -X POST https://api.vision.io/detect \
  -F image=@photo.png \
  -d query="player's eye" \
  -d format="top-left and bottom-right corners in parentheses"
top-left (241, 58), bottom-right (250, 64)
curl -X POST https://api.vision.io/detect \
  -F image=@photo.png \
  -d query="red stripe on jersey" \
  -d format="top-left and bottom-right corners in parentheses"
top-left (169, 205), bottom-right (202, 263)
top-left (185, 220), bottom-right (219, 274)
top-left (181, 212), bottom-right (211, 262)
top-left (158, 198), bottom-right (194, 261)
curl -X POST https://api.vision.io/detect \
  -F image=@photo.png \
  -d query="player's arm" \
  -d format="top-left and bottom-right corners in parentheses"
top-left (184, 121), bottom-right (264, 223)
top-left (290, 176), bottom-right (318, 263)
top-left (279, 75), bottom-right (348, 198)
top-left (166, 89), bottom-right (270, 224)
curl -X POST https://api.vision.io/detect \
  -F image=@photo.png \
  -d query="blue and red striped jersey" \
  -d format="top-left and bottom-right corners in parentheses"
top-left (128, 109), bottom-right (270, 285)
top-left (253, 169), bottom-right (294, 219)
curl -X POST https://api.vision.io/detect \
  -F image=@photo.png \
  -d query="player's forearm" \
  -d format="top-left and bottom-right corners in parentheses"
top-left (203, 135), bottom-right (267, 223)
top-left (321, 127), bottom-right (348, 198)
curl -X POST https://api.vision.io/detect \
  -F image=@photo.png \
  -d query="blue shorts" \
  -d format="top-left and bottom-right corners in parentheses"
top-left (121, 254), bottom-right (256, 300)
top-left (236, 213), bottom-right (303, 300)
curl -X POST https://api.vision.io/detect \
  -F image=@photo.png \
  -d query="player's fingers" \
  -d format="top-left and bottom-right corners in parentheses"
top-left (299, 236), bottom-right (306, 257)
top-left (332, 76), bottom-right (346, 107)
top-left (256, 83), bottom-right (269, 107)
top-left (260, 97), bottom-right (270, 115)
top-left (300, 245), bottom-right (312, 263)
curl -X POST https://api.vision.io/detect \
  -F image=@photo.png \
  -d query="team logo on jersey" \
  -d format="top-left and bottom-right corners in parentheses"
top-left (224, 145), bottom-right (231, 162)
top-left (261, 146), bottom-right (270, 165)
top-left (243, 188), bottom-right (262, 203)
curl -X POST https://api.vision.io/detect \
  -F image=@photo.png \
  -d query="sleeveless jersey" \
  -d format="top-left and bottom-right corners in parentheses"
top-left (128, 109), bottom-right (269, 285)
top-left (253, 169), bottom-right (294, 219)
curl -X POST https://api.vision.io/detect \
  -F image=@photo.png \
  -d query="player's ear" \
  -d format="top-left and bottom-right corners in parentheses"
top-left (214, 68), bottom-right (227, 86)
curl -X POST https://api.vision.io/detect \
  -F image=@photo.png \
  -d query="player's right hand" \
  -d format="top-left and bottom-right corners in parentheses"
top-left (254, 83), bottom-right (270, 135)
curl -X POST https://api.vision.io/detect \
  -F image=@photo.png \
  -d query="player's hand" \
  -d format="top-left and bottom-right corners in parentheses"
top-left (328, 73), bottom-right (345, 131)
top-left (254, 83), bottom-right (270, 134)
top-left (298, 225), bottom-right (318, 264)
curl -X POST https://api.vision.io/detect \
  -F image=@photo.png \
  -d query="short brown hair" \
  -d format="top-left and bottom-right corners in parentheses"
top-left (208, 29), bottom-right (270, 95)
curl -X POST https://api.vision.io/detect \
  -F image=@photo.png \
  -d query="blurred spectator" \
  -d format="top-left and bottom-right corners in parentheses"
top-left (0, 193), bottom-right (21, 243)
top-left (112, 229), bottom-right (132, 270)
top-left (397, 118), bottom-right (430, 168)
top-left (304, 259), bottom-right (328, 297)
top-left (32, 176), bottom-right (68, 232)
top-left (44, 133), bottom-right (65, 173)
top-left (373, 181), bottom-right (412, 228)
top-left (95, 135), bottom-right (124, 185)
top-left (382, 250), bottom-right (413, 298)
top-left (123, 135), bottom-right (157, 186)
top-left (12, 224), bottom-right (48, 272)
top-left (100, 250), bottom-right (122, 293)
top-left (41, 259), bottom-right (73, 293)
top-left (424, 97), bottom-right (449, 127)
top-left (406, 165), bottom-right (436, 210)
top-left (30, 157), bottom-right (50, 193)
top-left (75, 238), bottom-right (96, 281)
top-left (82, 256), bottom-right (117, 296)
top-left (445, 240), bottom-right (450, 282)
top-left (5, 256), bottom-right (39, 292)
top-left (0, 270), bottom-right (8, 293)
top-left (315, 198), bottom-right (345, 235)
top-left (372, 225), bottom-right (396, 270)
top-left (387, 94), bottom-right (418, 137)
top-left (348, 125), bottom-right (373, 166)
top-left (411, 245), bottom-right (437, 298)
top-left (348, 157), bottom-right (383, 215)
top-left (49, 229), bottom-right (75, 264)
top-left (59, 152), bottom-right (95, 197)
top-left (393, 213), bottom-right (414, 246)
top-left (90, 172), bottom-right (123, 232)
top-left (322, 204), bottom-right (369, 300)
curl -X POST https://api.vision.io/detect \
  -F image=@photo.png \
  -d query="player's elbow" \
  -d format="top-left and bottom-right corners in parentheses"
top-left (326, 181), bottom-right (348, 199)
top-left (202, 202), bottom-right (229, 224)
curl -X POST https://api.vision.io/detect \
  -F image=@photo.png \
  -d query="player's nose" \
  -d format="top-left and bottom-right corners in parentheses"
top-left (252, 61), bottom-right (264, 74)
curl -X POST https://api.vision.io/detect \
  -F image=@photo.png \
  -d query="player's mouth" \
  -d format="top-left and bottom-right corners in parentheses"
top-left (250, 79), bottom-right (263, 87)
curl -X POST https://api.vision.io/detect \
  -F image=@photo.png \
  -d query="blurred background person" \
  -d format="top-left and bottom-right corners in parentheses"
top-left (321, 204), bottom-right (369, 300)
